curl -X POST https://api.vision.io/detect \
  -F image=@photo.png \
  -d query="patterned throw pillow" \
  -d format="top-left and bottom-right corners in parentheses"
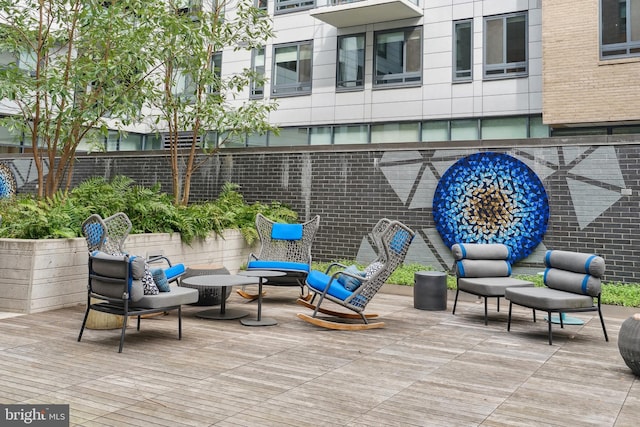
top-left (364, 261), bottom-right (384, 279)
top-left (151, 268), bottom-right (171, 292)
top-left (141, 264), bottom-right (159, 295)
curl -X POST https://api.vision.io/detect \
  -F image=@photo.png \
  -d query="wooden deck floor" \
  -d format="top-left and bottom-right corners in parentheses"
top-left (1, 285), bottom-right (639, 426)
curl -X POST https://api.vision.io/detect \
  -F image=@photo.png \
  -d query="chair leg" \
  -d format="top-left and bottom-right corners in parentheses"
top-left (178, 306), bottom-right (183, 340)
top-left (598, 308), bottom-right (609, 342)
top-left (507, 302), bottom-right (513, 331)
top-left (483, 296), bottom-right (488, 325)
top-left (452, 289), bottom-right (460, 315)
top-left (77, 305), bottom-right (91, 342)
top-left (547, 311), bottom-right (553, 345)
top-left (118, 315), bottom-right (128, 353)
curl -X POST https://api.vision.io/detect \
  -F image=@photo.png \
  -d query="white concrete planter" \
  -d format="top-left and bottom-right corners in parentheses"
top-left (0, 230), bottom-right (254, 314)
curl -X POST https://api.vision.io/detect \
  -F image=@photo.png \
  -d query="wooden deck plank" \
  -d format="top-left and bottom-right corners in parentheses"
top-left (0, 287), bottom-right (637, 426)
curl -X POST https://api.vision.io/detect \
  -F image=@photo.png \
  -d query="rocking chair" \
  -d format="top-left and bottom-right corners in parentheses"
top-left (239, 213), bottom-right (320, 300)
top-left (297, 219), bottom-right (415, 330)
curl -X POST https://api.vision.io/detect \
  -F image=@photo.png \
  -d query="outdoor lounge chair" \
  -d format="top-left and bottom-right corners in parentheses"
top-left (297, 218), bottom-right (415, 330)
top-left (77, 251), bottom-right (198, 352)
top-left (81, 212), bottom-right (185, 283)
top-left (451, 243), bottom-right (534, 325)
top-left (239, 213), bottom-right (320, 300)
top-left (505, 250), bottom-right (609, 345)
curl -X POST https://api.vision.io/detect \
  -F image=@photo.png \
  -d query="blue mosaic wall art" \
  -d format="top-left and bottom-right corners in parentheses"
top-left (0, 163), bottom-right (17, 198)
top-left (432, 152), bottom-right (549, 263)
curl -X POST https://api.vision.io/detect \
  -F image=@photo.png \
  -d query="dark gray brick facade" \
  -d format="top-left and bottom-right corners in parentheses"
top-left (3, 135), bottom-right (640, 283)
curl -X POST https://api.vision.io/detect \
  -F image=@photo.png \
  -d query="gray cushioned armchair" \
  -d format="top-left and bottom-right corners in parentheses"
top-left (451, 243), bottom-right (534, 325)
top-left (505, 250), bottom-right (609, 345)
top-left (77, 252), bottom-right (199, 352)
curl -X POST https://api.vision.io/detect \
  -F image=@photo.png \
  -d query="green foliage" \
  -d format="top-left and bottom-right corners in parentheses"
top-left (0, 0), bottom-right (169, 197)
top-left (0, 176), bottom-right (296, 243)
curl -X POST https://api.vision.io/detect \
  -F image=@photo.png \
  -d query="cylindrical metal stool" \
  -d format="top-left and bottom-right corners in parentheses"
top-left (414, 271), bottom-right (447, 310)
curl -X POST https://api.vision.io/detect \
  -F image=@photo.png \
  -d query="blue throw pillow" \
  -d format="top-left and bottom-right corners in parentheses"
top-left (337, 265), bottom-right (365, 291)
top-left (151, 268), bottom-right (171, 292)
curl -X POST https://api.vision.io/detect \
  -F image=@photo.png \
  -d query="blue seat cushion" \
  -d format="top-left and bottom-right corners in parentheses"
top-left (247, 260), bottom-right (310, 273)
top-left (165, 263), bottom-right (186, 281)
top-left (306, 270), bottom-right (353, 301)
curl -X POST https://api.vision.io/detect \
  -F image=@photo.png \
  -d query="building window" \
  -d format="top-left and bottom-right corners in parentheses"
top-left (422, 121), bottom-right (449, 141)
top-left (337, 33), bottom-right (365, 90)
top-left (453, 19), bottom-right (473, 81)
top-left (209, 51), bottom-right (222, 95)
top-left (371, 122), bottom-right (419, 143)
top-left (374, 27), bottom-right (422, 87)
top-left (275, 0), bottom-right (314, 14)
top-left (272, 41), bottom-right (312, 96)
top-left (256, 0), bottom-right (267, 10)
top-left (269, 127), bottom-right (309, 146)
top-left (451, 119), bottom-right (479, 140)
top-left (484, 12), bottom-right (527, 78)
top-left (481, 116), bottom-right (527, 139)
top-left (172, 52), bottom-right (221, 101)
top-left (250, 47), bottom-right (265, 98)
top-left (334, 124), bottom-right (368, 144)
top-left (601, 0), bottom-right (640, 58)
top-left (172, 69), bottom-right (197, 101)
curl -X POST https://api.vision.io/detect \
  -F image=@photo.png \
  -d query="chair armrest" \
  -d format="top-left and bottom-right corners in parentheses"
top-left (324, 262), bottom-right (348, 275)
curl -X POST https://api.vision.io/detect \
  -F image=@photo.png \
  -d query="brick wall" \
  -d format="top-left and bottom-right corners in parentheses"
top-left (542, 0), bottom-right (640, 125)
top-left (3, 135), bottom-right (640, 283)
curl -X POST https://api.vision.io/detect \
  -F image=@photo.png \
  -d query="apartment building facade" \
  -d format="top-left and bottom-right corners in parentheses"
top-left (2, 0), bottom-right (639, 150)
top-left (224, 0), bottom-right (548, 147)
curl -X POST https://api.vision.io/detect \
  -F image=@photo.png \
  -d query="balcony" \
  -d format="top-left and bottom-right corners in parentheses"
top-left (310, 0), bottom-right (422, 27)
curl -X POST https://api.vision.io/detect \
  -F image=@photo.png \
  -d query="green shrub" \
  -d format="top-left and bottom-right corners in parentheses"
top-left (0, 177), bottom-right (297, 244)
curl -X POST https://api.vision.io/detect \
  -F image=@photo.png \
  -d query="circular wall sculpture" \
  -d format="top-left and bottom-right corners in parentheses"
top-left (432, 152), bottom-right (549, 263)
top-left (0, 163), bottom-right (17, 198)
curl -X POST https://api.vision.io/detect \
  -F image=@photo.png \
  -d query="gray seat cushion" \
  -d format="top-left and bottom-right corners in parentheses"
top-left (130, 286), bottom-right (199, 309)
top-left (458, 277), bottom-right (533, 297)
top-left (505, 287), bottom-right (595, 311)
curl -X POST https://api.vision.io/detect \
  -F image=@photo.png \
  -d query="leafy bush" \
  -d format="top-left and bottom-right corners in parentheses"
top-left (0, 176), bottom-right (297, 243)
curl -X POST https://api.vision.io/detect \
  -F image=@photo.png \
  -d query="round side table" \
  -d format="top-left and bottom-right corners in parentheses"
top-left (238, 270), bottom-right (286, 326)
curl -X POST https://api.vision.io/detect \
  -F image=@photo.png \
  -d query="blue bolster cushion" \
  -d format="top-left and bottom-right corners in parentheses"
top-left (164, 263), bottom-right (186, 281)
top-left (337, 265), bottom-right (365, 291)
